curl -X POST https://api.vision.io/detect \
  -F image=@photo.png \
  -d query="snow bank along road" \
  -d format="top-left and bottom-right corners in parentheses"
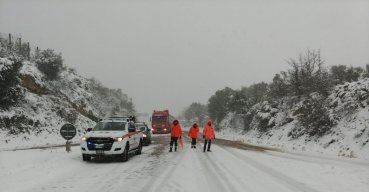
top-left (1, 135), bottom-right (368, 192)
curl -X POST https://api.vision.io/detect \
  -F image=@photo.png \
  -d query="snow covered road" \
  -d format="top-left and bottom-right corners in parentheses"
top-left (1, 135), bottom-right (368, 192)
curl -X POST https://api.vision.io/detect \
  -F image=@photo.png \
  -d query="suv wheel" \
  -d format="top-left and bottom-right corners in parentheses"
top-left (136, 141), bottom-right (143, 155)
top-left (120, 145), bottom-right (129, 162)
top-left (82, 154), bottom-right (91, 161)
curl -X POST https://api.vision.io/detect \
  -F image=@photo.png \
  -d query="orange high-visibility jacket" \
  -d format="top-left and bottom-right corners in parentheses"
top-left (188, 125), bottom-right (199, 138)
top-left (202, 120), bottom-right (215, 140)
top-left (170, 123), bottom-right (183, 137)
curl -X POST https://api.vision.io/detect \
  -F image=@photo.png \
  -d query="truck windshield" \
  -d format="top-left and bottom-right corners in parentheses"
top-left (93, 122), bottom-right (126, 131)
top-left (152, 116), bottom-right (167, 122)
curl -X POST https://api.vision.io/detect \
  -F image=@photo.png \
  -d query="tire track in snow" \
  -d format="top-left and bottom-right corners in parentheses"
top-left (219, 146), bottom-right (321, 192)
top-left (138, 145), bottom-right (185, 192)
top-left (191, 144), bottom-right (230, 192)
top-left (265, 151), bottom-right (369, 168)
top-left (32, 146), bottom-right (155, 192)
top-left (83, 146), bottom-right (157, 192)
top-left (200, 146), bottom-right (254, 191)
top-left (184, 135), bottom-right (233, 192)
top-left (197, 143), bottom-right (242, 191)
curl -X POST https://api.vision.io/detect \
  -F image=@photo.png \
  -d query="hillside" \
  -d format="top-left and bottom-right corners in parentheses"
top-left (0, 56), bottom-right (135, 150)
top-left (218, 78), bottom-right (369, 160)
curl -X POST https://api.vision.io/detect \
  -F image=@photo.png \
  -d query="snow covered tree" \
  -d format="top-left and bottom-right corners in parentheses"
top-left (287, 49), bottom-right (332, 97)
top-left (330, 65), bottom-right (364, 85)
top-left (364, 64), bottom-right (369, 78)
top-left (0, 56), bottom-right (24, 109)
top-left (246, 82), bottom-right (269, 104)
top-left (294, 93), bottom-right (334, 137)
top-left (269, 72), bottom-right (289, 98)
top-left (208, 87), bottom-right (234, 123)
top-left (228, 90), bottom-right (248, 114)
top-left (182, 102), bottom-right (208, 125)
top-left (35, 49), bottom-right (63, 80)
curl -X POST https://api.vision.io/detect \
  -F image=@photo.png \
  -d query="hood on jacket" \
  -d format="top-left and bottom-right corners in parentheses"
top-left (173, 119), bottom-right (179, 125)
top-left (192, 122), bottom-right (198, 128)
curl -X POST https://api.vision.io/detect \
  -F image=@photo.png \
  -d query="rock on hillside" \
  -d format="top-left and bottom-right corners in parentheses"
top-left (0, 58), bottom-right (135, 150)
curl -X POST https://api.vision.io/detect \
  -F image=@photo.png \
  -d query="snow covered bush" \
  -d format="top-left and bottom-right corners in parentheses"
top-left (245, 101), bottom-right (280, 132)
top-left (293, 93), bottom-right (335, 137)
top-left (329, 79), bottom-right (369, 117)
top-left (0, 56), bottom-right (24, 109)
top-left (35, 49), bottom-right (63, 80)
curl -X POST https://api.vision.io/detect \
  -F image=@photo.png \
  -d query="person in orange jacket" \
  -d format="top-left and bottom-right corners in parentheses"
top-left (169, 119), bottom-right (182, 152)
top-left (188, 122), bottom-right (200, 149)
top-left (202, 120), bottom-right (215, 152)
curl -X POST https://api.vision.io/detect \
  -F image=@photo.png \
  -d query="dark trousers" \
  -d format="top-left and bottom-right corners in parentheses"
top-left (204, 139), bottom-right (212, 151)
top-left (170, 137), bottom-right (178, 149)
top-left (191, 138), bottom-right (197, 146)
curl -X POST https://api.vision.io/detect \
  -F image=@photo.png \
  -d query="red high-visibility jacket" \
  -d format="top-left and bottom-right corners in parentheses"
top-left (202, 120), bottom-right (215, 140)
top-left (170, 123), bottom-right (182, 137)
top-left (188, 125), bottom-right (199, 138)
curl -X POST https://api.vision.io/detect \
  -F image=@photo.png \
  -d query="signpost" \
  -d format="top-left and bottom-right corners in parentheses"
top-left (60, 124), bottom-right (77, 152)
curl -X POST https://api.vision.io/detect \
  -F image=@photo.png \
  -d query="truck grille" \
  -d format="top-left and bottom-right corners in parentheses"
top-left (87, 137), bottom-right (114, 151)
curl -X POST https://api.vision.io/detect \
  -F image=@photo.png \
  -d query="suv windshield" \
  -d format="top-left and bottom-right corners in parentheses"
top-left (152, 116), bottom-right (167, 122)
top-left (93, 122), bottom-right (126, 131)
top-left (136, 124), bottom-right (146, 131)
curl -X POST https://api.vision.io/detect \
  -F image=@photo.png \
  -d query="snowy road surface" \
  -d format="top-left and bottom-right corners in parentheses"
top-left (1, 135), bottom-right (368, 192)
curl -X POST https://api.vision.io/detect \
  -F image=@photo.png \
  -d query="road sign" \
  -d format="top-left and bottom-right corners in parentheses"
top-left (60, 124), bottom-right (77, 140)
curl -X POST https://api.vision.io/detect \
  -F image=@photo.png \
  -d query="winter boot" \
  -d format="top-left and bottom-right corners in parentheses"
top-left (194, 146), bottom-right (196, 149)
top-left (169, 147), bottom-right (172, 152)
top-left (174, 147), bottom-right (177, 152)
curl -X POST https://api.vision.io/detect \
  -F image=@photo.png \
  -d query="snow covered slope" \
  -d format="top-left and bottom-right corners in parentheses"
top-left (0, 58), bottom-right (134, 150)
top-left (219, 78), bottom-right (369, 160)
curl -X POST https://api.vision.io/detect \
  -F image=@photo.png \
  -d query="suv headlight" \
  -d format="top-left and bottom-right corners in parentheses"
top-left (113, 137), bottom-right (123, 142)
top-left (143, 134), bottom-right (147, 138)
top-left (81, 137), bottom-right (87, 141)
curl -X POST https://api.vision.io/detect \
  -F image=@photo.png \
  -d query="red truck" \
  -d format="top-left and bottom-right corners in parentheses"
top-left (151, 110), bottom-right (175, 134)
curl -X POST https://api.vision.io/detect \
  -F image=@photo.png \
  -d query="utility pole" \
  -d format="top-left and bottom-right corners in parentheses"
top-left (8, 33), bottom-right (11, 50)
top-left (27, 42), bottom-right (30, 60)
top-left (19, 38), bottom-right (22, 54)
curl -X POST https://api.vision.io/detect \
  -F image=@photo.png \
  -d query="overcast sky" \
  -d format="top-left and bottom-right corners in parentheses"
top-left (1, 0), bottom-right (369, 116)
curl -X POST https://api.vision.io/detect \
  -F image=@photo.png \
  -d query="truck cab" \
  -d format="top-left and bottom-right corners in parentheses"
top-left (80, 117), bottom-right (143, 162)
top-left (151, 110), bottom-right (174, 134)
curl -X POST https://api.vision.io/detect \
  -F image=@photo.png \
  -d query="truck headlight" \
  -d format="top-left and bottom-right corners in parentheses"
top-left (164, 129), bottom-right (167, 131)
top-left (113, 137), bottom-right (123, 142)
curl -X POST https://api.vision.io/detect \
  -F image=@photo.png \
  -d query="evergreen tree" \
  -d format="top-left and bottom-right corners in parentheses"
top-left (0, 56), bottom-right (24, 109)
top-left (35, 49), bottom-right (63, 80)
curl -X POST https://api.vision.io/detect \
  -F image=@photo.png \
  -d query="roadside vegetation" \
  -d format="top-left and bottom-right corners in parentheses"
top-left (181, 49), bottom-right (369, 138)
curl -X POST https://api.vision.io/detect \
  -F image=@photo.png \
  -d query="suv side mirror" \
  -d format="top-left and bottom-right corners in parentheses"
top-left (86, 128), bottom-right (92, 132)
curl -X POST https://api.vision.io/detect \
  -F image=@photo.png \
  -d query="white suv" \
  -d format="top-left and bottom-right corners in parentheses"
top-left (80, 117), bottom-right (143, 162)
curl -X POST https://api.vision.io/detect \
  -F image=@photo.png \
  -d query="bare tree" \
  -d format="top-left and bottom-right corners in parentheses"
top-left (287, 49), bottom-right (331, 96)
